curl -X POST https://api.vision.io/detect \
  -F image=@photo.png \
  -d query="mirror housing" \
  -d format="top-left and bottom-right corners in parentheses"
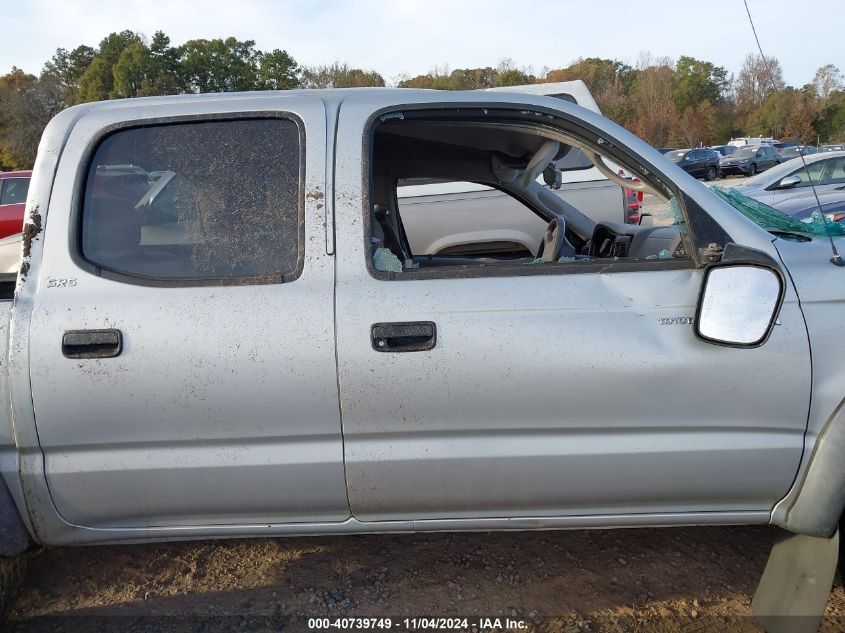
top-left (694, 245), bottom-right (785, 348)
top-left (778, 174), bottom-right (802, 189)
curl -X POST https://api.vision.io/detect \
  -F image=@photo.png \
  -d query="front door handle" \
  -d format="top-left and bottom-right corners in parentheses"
top-left (62, 329), bottom-right (123, 359)
top-left (371, 322), bottom-right (436, 352)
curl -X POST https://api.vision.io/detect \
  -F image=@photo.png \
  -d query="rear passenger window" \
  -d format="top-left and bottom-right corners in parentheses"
top-left (0, 178), bottom-right (30, 205)
top-left (81, 118), bottom-right (303, 284)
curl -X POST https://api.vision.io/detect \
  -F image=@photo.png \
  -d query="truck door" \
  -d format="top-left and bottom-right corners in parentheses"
top-left (332, 94), bottom-right (811, 523)
top-left (29, 97), bottom-right (350, 528)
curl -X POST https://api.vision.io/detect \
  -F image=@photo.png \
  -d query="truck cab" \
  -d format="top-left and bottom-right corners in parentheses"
top-left (2, 88), bottom-right (845, 627)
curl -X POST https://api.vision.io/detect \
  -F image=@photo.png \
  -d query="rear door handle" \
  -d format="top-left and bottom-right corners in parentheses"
top-left (62, 329), bottom-right (123, 359)
top-left (371, 322), bottom-right (436, 352)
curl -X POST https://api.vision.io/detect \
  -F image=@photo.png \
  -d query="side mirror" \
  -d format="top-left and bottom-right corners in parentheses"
top-left (778, 175), bottom-right (802, 189)
top-left (695, 263), bottom-right (784, 348)
top-left (638, 213), bottom-right (654, 227)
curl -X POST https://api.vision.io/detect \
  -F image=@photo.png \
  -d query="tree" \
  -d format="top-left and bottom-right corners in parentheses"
top-left (257, 49), bottom-right (300, 90)
top-left (745, 87), bottom-right (816, 141)
top-left (541, 57), bottom-right (633, 94)
top-left (812, 64), bottom-right (844, 102)
top-left (136, 31), bottom-right (186, 96)
top-left (678, 101), bottom-right (717, 147)
top-left (447, 67), bottom-right (497, 89)
top-left (539, 57), bottom-right (634, 123)
top-left (492, 58), bottom-right (533, 87)
top-left (736, 53), bottom-right (784, 110)
top-left (76, 31), bottom-right (144, 102)
top-left (40, 45), bottom-right (96, 103)
top-left (815, 90), bottom-right (845, 142)
top-left (0, 69), bottom-right (64, 169)
top-left (76, 56), bottom-right (113, 102)
top-left (494, 68), bottom-right (531, 87)
top-left (112, 42), bottom-right (153, 98)
top-left (301, 62), bottom-right (384, 88)
top-left (672, 56), bottom-right (729, 112)
top-left (627, 57), bottom-right (680, 147)
top-left (180, 38), bottom-right (261, 93)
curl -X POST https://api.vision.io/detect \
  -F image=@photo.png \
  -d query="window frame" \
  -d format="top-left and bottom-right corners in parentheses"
top-left (70, 112), bottom-right (306, 288)
top-left (362, 104), bottom-right (729, 282)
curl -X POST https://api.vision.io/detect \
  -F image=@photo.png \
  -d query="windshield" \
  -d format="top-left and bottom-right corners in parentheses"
top-left (667, 150), bottom-right (687, 163)
top-left (733, 147), bottom-right (757, 158)
top-left (779, 147), bottom-right (800, 158)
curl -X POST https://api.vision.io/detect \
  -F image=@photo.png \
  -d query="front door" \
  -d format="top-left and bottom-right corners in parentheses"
top-left (29, 97), bottom-right (350, 528)
top-left (333, 95), bottom-right (811, 523)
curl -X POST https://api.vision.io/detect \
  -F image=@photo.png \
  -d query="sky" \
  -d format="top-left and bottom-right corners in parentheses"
top-left (1, 0), bottom-right (841, 87)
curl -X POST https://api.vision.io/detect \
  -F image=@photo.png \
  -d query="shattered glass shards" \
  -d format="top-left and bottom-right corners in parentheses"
top-left (711, 186), bottom-right (845, 239)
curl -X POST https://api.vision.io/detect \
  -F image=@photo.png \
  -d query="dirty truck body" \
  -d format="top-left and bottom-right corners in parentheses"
top-left (1, 88), bottom-right (844, 560)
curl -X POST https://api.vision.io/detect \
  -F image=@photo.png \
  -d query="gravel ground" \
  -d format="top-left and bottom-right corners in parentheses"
top-left (5, 525), bottom-right (845, 632)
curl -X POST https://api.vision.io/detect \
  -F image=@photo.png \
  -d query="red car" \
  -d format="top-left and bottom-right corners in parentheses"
top-left (0, 171), bottom-right (31, 239)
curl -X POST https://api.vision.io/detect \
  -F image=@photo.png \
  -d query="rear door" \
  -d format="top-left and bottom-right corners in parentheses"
top-left (29, 96), bottom-right (350, 528)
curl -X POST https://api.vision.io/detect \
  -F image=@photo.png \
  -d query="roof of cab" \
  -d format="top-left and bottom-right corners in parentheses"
top-left (62, 83), bottom-right (600, 116)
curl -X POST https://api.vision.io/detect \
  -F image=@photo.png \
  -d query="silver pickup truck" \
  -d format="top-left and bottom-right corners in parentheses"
top-left (2, 88), bottom-right (845, 628)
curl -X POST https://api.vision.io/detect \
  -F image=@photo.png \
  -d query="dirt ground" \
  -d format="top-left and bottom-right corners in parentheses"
top-left (5, 526), bottom-right (845, 633)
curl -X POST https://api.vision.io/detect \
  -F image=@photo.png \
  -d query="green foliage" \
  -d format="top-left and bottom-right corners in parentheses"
top-left (398, 66), bottom-right (501, 90)
top-left (494, 69), bottom-right (532, 87)
top-left (180, 38), bottom-right (261, 93)
top-left (816, 90), bottom-right (845, 142)
top-left (542, 58), bottom-right (634, 96)
top-left (40, 45), bottom-right (95, 102)
top-left (112, 42), bottom-right (153, 98)
top-left (0, 68), bottom-right (64, 169)
top-left (301, 62), bottom-right (383, 89)
top-left (2, 32), bottom-right (844, 171)
top-left (76, 31), bottom-right (145, 101)
top-left (258, 50), bottom-right (300, 90)
top-left (672, 56), bottom-right (729, 112)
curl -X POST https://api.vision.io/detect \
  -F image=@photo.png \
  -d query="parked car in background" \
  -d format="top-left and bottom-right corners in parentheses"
top-left (772, 188), bottom-right (845, 225)
top-left (710, 145), bottom-right (737, 158)
top-left (0, 234), bottom-right (20, 274)
top-left (0, 171), bottom-right (31, 239)
top-left (664, 147), bottom-right (720, 180)
top-left (773, 140), bottom-right (798, 150)
top-left (728, 136), bottom-right (775, 148)
top-left (656, 147), bottom-right (679, 154)
top-left (732, 151), bottom-right (845, 205)
top-left (719, 145), bottom-right (780, 176)
top-left (778, 145), bottom-right (817, 160)
top-left (820, 144), bottom-right (845, 152)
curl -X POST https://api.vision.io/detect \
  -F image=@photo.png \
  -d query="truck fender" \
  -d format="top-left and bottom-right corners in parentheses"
top-left (774, 397), bottom-right (845, 537)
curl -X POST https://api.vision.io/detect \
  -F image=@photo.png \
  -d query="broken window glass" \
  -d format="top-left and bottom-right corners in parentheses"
top-left (711, 186), bottom-right (845, 238)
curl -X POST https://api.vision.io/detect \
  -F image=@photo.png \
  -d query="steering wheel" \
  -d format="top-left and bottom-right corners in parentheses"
top-left (539, 217), bottom-right (575, 262)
